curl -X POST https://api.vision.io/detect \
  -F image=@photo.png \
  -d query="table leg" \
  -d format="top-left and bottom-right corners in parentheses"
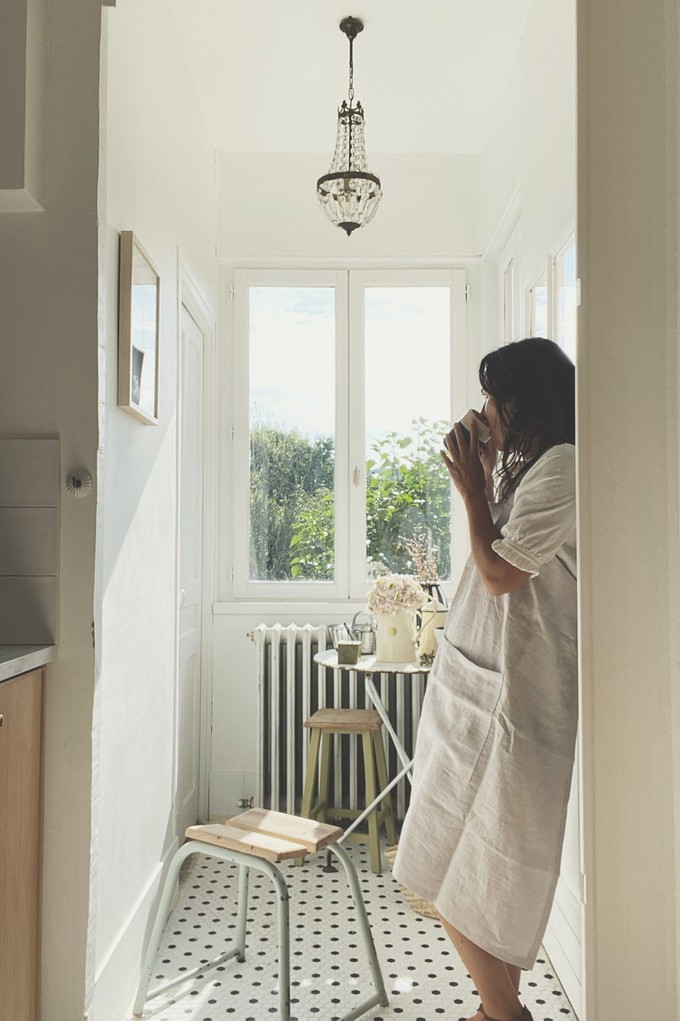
top-left (337, 759), bottom-right (412, 843)
top-left (364, 674), bottom-right (414, 780)
top-left (322, 661), bottom-right (425, 847)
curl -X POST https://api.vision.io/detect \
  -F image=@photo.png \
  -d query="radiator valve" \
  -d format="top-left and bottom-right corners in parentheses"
top-left (237, 796), bottom-right (255, 809)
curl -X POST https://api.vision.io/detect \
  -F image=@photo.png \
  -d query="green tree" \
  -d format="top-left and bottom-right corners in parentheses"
top-left (249, 417), bottom-right (451, 581)
top-left (250, 424), bottom-right (334, 579)
top-left (365, 417), bottom-right (451, 576)
top-left (289, 488), bottom-right (335, 579)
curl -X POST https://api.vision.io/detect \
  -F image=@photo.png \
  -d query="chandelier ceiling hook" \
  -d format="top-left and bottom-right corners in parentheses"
top-left (340, 15), bottom-right (363, 103)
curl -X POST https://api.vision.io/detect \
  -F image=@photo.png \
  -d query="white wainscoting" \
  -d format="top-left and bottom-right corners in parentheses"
top-left (544, 735), bottom-right (584, 1018)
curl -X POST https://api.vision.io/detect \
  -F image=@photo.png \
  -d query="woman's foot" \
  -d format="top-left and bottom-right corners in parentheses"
top-left (479, 1008), bottom-right (533, 1021)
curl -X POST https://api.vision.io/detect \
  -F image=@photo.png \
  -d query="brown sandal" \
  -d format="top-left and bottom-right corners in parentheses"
top-left (480, 1007), bottom-right (533, 1021)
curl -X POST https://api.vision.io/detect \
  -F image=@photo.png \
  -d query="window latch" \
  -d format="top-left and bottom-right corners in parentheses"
top-left (353, 466), bottom-right (361, 487)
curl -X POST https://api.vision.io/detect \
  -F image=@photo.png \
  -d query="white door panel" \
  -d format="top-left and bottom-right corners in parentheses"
top-left (178, 303), bottom-right (204, 833)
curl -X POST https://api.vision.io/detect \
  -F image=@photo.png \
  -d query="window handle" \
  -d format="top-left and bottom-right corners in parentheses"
top-left (353, 466), bottom-right (361, 487)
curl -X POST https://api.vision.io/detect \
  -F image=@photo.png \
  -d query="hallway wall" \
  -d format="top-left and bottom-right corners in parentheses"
top-left (477, 0), bottom-right (576, 361)
top-left (92, 3), bottom-right (219, 1019)
top-left (0, 2), bottom-right (101, 1018)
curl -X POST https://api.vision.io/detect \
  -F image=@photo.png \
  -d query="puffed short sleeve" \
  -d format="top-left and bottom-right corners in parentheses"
top-left (491, 445), bottom-right (575, 577)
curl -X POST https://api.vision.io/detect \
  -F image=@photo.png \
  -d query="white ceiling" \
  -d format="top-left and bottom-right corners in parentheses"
top-left (169, 0), bottom-right (534, 156)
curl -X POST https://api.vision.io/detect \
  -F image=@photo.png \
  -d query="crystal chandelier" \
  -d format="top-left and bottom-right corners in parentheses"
top-left (316, 16), bottom-right (382, 236)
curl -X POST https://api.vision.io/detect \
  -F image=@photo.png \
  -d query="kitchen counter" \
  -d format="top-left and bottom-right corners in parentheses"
top-left (0, 645), bottom-right (57, 683)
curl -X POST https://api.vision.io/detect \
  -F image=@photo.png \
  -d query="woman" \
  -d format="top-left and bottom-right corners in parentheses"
top-left (393, 338), bottom-right (577, 1021)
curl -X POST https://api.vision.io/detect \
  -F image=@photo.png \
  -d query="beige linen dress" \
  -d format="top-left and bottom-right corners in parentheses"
top-left (393, 444), bottom-right (577, 969)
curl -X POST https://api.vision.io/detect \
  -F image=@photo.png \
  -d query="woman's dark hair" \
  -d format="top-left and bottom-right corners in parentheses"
top-left (479, 337), bottom-right (575, 499)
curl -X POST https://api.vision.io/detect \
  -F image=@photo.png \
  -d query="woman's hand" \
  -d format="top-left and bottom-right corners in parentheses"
top-left (442, 420), bottom-right (530, 596)
top-left (441, 419), bottom-right (488, 505)
top-left (479, 432), bottom-right (498, 479)
top-left (479, 433), bottom-right (498, 501)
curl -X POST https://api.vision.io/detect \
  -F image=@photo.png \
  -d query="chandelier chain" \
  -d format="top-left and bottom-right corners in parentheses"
top-left (347, 36), bottom-right (355, 168)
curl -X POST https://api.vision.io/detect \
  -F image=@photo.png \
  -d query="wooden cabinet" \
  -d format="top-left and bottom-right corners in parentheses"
top-left (0, 668), bottom-right (44, 1021)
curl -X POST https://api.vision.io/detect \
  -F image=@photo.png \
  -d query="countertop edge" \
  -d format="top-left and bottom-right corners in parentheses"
top-left (0, 645), bottom-right (58, 682)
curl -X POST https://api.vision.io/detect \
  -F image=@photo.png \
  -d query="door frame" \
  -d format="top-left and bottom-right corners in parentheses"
top-left (178, 261), bottom-right (217, 825)
top-left (577, 1), bottom-right (680, 1016)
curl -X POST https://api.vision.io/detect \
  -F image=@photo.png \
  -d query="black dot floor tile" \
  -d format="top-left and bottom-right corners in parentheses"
top-left (131, 842), bottom-right (576, 1021)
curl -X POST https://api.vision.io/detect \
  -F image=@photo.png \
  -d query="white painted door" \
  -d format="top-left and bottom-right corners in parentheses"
top-left (544, 740), bottom-right (584, 1018)
top-left (177, 303), bottom-right (204, 833)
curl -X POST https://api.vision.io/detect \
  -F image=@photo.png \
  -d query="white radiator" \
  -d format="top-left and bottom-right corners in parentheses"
top-left (252, 623), bottom-right (427, 822)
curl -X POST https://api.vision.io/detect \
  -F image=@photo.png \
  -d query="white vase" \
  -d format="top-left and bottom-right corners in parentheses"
top-left (375, 610), bottom-right (417, 663)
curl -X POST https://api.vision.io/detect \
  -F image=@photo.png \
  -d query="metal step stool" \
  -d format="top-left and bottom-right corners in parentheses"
top-left (132, 807), bottom-right (388, 1021)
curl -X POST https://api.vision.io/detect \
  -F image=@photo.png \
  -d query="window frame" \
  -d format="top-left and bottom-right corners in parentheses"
top-left (552, 228), bottom-right (577, 360)
top-left (231, 268), bottom-right (349, 600)
top-left (497, 229), bottom-right (520, 345)
top-left (526, 265), bottom-right (550, 338)
top-left (523, 224), bottom-right (577, 354)
top-left (228, 267), bottom-right (466, 602)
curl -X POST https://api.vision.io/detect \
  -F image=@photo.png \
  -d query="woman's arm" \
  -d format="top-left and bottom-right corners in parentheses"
top-left (442, 420), bottom-right (531, 596)
top-left (461, 488), bottom-right (531, 596)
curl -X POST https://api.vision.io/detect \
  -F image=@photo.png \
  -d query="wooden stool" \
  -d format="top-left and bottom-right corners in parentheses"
top-left (132, 808), bottom-right (388, 1021)
top-left (300, 708), bottom-right (398, 873)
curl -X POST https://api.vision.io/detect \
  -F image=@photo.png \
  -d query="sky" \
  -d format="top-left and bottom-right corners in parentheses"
top-left (249, 285), bottom-right (452, 447)
top-left (248, 273), bottom-right (577, 443)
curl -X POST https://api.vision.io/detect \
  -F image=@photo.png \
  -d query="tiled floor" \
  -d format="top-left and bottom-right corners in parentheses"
top-left (132, 843), bottom-right (575, 1021)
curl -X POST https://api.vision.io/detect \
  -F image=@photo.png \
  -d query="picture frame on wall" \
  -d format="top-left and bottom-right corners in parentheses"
top-left (118, 230), bottom-right (160, 425)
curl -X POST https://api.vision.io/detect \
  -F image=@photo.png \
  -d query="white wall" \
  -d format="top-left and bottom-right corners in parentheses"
top-left (479, 0), bottom-right (576, 318)
top-left (519, 1), bottom-right (576, 288)
top-left (91, 3), bottom-right (219, 1019)
top-left (219, 151), bottom-right (481, 259)
top-left (479, 62), bottom-right (522, 256)
top-left (0, 2), bottom-right (101, 1019)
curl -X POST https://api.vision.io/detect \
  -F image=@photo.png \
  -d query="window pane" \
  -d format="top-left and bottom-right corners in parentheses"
top-left (249, 287), bottom-right (335, 581)
top-left (529, 271), bottom-right (549, 337)
top-left (364, 287), bottom-right (451, 580)
top-left (555, 241), bottom-right (577, 362)
top-left (504, 260), bottom-right (516, 342)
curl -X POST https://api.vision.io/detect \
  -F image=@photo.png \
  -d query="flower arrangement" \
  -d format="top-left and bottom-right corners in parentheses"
top-left (403, 530), bottom-right (439, 585)
top-left (366, 573), bottom-right (426, 616)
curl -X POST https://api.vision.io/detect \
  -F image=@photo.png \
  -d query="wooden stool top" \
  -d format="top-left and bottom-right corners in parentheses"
top-left (304, 707), bottom-right (383, 732)
top-left (229, 808), bottom-right (342, 851)
top-left (185, 808), bottom-right (343, 862)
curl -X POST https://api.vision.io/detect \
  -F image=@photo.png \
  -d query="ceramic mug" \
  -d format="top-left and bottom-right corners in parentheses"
top-left (337, 640), bottom-right (361, 665)
top-left (447, 408), bottom-right (491, 450)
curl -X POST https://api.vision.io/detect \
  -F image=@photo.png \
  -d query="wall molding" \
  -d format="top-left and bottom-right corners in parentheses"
top-left (88, 836), bottom-right (180, 1020)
